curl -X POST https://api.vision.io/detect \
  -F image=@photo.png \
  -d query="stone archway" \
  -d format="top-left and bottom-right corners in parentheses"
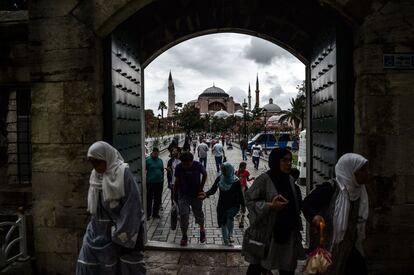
top-left (26, 0), bottom-right (414, 274)
top-left (208, 101), bottom-right (227, 112)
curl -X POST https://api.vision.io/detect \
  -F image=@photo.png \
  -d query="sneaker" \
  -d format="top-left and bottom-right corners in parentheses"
top-left (199, 229), bottom-right (206, 243)
top-left (229, 237), bottom-right (234, 243)
top-left (146, 217), bottom-right (151, 221)
top-left (180, 236), bottom-right (188, 247)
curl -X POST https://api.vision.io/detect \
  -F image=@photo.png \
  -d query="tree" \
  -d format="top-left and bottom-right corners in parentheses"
top-left (176, 105), bottom-right (203, 134)
top-left (278, 96), bottom-right (305, 134)
top-left (295, 80), bottom-right (306, 130)
top-left (158, 101), bottom-right (167, 118)
top-left (145, 109), bottom-right (155, 137)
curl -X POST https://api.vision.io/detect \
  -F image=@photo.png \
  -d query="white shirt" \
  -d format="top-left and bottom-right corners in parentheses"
top-left (212, 143), bottom-right (224, 157)
top-left (171, 158), bottom-right (181, 184)
top-left (251, 144), bottom-right (262, 158)
top-left (197, 143), bottom-right (209, 158)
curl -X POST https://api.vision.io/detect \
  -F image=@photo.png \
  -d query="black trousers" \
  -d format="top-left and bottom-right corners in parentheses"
top-left (246, 264), bottom-right (293, 275)
top-left (246, 264), bottom-right (270, 275)
top-left (146, 182), bottom-right (163, 217)
top-left (345, 246), bottom-right (368, 275)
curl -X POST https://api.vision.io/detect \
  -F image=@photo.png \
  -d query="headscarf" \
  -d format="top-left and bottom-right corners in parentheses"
top-left (267, 148), bottom-right (302, 243)
top-left (218, 162), bottom-right (239, 191)
top-left (332, 153), bottom-right (369, 251)
top-left (87, 141), bottom-right (129, 214)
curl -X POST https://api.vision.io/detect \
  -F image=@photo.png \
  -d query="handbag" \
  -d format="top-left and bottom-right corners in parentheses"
top-left (170, 202), bottom-right (178, 230)
top-left (223, 156), bottom-right (227, 163)
top-left (242, 227), bottom-right (270, 259)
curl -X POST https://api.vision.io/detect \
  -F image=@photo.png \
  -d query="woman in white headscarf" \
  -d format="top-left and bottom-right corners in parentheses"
top-left (303, 153), bottom-right (369, 275)
top-left (76, 141), bottom-right (146, 275)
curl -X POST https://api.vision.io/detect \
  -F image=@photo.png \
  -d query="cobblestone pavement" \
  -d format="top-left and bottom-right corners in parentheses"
top-left (144, 250), bottom-right (306, 274)
top-left (146, 144), bottom-right (269, 245)
top-left (147, 143), bottom-right (307, 247)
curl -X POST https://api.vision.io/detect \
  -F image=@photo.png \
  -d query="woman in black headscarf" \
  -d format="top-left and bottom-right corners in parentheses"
top-left (242, 148), bottom-right (304, 275)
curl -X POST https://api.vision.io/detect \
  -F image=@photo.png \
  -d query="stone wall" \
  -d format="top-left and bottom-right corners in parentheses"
top-left (0, 0), bottom-right (410, 274)
top-left (351, 1), bottom-right (414, 273)
top-left (28, 1), bottom-right (104, 272)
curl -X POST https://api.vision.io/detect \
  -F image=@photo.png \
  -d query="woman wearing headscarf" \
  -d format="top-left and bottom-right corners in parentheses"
top-left (76, 141), bottom-right (146, 275)
top-left (198, 162), bottom-right (245, 246)
top-left (303, 153), bottom-right (369, 275)
top-left (242, 148), bottom-right (304, 275)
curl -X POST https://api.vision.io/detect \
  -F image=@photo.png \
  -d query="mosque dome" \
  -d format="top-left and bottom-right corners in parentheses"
top-left (199, 85), bottom-right (229, 98)
top-left (263, 98), bottom-right (282, 113)
top-left (213, 109), bottom-right (230, 119)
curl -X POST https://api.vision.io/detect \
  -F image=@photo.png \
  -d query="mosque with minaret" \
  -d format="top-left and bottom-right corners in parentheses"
top-left (167, 71), bottom-right (282, 118)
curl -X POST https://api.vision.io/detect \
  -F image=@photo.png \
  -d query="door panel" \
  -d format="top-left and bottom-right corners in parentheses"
top-left (309, 22), bottom-right (354, 187)
top-left (104, 35), bottom-right (144, 184)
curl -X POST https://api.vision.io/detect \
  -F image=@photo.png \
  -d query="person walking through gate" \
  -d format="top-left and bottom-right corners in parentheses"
top-left (198, 162), bottom-right (245, 246)
top-left (251, 141), bottom-right (262, 170)
top-left (197, 139), bottom-right (209, 168)
top-left (240, 138), bottom-right (248, 161)
top-left (235, 161), bottom-right (254, 228)
top-left (242, 148), bottom-right (304, 275)
top-left (302, 153), bottom-right (370, 275)
top-left (173, 152), bottom-right (207, 246)
top-left (166, 147), bottom-right (181, 202)
top-left (192, 138), bottom-right (197, 154)
top-left (76, 141), bottom-right (146, 274)
top-left (212, 140), bottom-right (225, 173)
top-left (145, 147), bottom-right (164, 220)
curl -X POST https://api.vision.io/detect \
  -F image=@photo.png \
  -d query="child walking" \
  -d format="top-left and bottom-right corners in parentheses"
top-left (198, 162), bottom-right (245, 246)
top-left (235, 162), bottom-right (254, 228)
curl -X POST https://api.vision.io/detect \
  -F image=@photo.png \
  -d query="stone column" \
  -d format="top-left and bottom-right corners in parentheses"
top-left (29, 1), bottom-right (103, 273)
top-left (6, 91), bottom-right (18, 184)
top-left (353, 1), bottom-right (414, 272)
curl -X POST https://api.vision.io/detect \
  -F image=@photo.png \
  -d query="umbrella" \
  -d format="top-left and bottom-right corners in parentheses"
top-left (303, 221), bottom-right (333, 274)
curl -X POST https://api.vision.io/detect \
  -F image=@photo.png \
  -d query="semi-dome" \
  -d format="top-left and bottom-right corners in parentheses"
top-left (213, 109), bottom-right (230, 118)
top-left (263, 98), bottom-right (282, 113)
top-left (233, 112), bottom-right (244, 118)
top-left (268, 115), bottom-right (282, 122)
top-left (199, 85), bottom-right (229, 98)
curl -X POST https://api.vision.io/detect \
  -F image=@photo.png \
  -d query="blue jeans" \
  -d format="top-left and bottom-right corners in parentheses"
top-left (221, 207), bottom-right (239, 244)
top-left (199, 157), bottom-right (207, 168)
top-left (241, 149), bottom-right (247, 161)
top-left (252, 156), bottom-right (260, 169)
top-left (214, 156), bottom-right (223, 172)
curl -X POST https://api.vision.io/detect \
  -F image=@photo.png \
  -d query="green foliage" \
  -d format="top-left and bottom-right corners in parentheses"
top-left (176, 105), bottom-right (203, 134)
top-left (278, 96), bottom-right (306, 133)
top-left (158, 101), bottom-right (168, 118)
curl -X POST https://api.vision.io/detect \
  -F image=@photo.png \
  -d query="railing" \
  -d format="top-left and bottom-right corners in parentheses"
top-left (0, 207), bottom-right (29, 269)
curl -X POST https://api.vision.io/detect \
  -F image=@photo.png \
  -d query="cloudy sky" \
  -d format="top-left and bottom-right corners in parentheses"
top-left (144, 33), bottom-right (305, 114)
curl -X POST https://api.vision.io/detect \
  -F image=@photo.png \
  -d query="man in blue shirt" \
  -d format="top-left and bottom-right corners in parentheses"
top-left (145, 147), bottom-right (164, 220)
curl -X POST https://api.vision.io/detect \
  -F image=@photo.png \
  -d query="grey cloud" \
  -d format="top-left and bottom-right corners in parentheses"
top-left (227, 86), bottom-right (247, 103)
top-left (243, 38), bottom-right (294, 65)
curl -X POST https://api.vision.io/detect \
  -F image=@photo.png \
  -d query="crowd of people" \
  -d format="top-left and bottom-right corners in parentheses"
top-left (75, 136), bottom-right (371, 275)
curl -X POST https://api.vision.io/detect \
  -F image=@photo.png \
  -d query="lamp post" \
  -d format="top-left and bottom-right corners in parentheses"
top-left (242, 99), bottom-right (248, 140)
top-left (157, 114), bottom-right (161, 136)
top-left (263, 109), bottom-right (268, 154)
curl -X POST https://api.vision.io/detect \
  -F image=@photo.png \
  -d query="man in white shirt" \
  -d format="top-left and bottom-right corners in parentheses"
top-left (197, 140), bottom-right (209, 168)
top-left (212, 140), bottom-right (225, 173)
top-left (251, 141), bottom-right (262, 170)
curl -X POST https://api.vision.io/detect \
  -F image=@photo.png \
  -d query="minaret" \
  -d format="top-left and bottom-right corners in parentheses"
top-left (167, 71), bottom-right (175, 117)
top-left (255, 74), bottom-right (260, 109)
top-left (248, 83), bottom-right (252, 111)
